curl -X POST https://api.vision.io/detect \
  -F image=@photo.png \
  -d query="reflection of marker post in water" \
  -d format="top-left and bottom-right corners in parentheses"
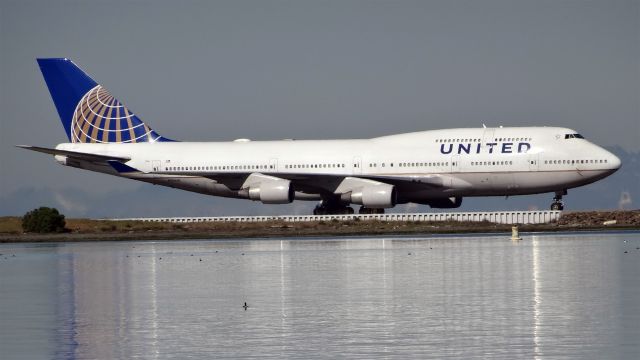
top-left (511, 225), bottom-right (522, 241)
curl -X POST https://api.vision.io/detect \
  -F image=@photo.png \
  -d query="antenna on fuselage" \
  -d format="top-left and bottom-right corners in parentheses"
top-left (482, 124), bottom-right (487, 128)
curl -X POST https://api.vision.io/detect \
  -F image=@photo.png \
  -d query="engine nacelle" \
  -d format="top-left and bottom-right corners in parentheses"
top-left (426, 197), bottom-right (462, 209)
top-left (247, 179), bottom-right (294, 204)
top-left (349, 184), bottom-right (397, 208)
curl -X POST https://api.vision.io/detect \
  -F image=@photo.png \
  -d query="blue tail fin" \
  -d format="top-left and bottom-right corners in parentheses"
top-left (37, 58), bottom-right (173, 143)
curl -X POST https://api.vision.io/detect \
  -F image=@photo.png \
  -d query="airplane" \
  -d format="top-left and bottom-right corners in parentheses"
top-left (19, 58), bottom-right (622, 215)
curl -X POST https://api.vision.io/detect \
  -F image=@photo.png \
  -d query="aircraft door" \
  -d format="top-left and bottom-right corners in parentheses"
top-left (269, 158), bottom-right (278, 172)
top-left (152, 160), bottom-right (161, 172)
top-left (353, 157), bottom-right (362, 175)
top-left (528, 154), bottom-right (539, 171)
top-left (482, 128), bottom-right (495, 145)
top-left (451, 154), bottom-right (460, 173)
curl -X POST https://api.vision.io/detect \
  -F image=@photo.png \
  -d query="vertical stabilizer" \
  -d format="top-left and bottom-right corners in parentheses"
top-left (37, 58), bottom-right (172, 143)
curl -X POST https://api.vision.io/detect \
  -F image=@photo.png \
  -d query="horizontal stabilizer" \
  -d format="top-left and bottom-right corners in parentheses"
top-left (16, 145), bottom-right (131, 162)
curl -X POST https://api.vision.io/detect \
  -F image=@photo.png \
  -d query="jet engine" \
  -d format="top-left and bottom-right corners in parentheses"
top-left (348, 184), bottom-right (397, 208)
top-left (247, 179), bottom-right (294, 204)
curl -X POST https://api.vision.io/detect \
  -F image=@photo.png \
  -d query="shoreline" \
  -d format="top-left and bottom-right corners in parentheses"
top-left (1, 227), bottom-right (640, 244)
top-left (1, 210), bottom-right (639, 243)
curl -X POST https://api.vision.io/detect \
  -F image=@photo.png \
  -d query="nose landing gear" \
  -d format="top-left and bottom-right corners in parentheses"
top-left (550, 191), bottom-right (566, 211)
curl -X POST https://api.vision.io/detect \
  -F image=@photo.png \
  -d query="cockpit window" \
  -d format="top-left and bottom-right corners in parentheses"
top-left (564, 133), bottom-right (585, 139)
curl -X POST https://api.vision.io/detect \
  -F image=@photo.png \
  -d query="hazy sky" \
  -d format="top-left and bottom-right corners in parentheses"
top-left (1, 0), bottom-right (638, 212)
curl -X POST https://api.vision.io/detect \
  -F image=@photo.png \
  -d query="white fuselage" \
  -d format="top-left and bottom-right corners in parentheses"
top-left (54, 126), bottom-right (621, 208)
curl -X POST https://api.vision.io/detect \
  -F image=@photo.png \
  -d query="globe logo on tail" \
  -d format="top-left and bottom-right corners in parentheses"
top-left (71, 85), bottom-right (161, 143)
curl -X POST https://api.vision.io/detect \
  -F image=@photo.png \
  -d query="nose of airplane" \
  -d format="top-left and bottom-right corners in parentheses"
top-left (604, 148), bottom-right (622, 172)
top-left (610, 153), bottom-right (622, 170)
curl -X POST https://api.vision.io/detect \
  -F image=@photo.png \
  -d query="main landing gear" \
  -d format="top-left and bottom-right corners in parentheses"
top-left (358, 206), bottom-right (385, 214)
top-left (312, 199), bottom-right (386, 215)
top-left (313, 201), bottom-right (354, 215)
top-left (550, 190), bottom-right (566, 211)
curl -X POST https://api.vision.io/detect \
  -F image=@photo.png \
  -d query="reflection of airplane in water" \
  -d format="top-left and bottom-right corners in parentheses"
top-left (21, 58), bottom-right (621, 214)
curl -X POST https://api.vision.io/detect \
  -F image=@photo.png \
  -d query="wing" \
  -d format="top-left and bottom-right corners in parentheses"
top-left (219, 172), bottom-right (454, 194)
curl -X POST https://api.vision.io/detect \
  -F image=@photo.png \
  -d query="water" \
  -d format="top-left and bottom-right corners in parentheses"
top-left (1, 232), bottom-right (639, 359)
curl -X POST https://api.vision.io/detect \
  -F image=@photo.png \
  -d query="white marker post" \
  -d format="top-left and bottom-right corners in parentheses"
top-left (511, 225), bottom-right (522, 241)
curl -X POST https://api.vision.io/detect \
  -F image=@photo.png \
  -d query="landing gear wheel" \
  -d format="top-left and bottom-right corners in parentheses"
top-left (314, 201), bottom-right (354, 215)
top-left (550, 191), bottom-right (566, 211)
top-left (336, 207), bottom-right (354, 215)
top-left (359, 207), bottom-right (385, 214)
top-left (550, 202), bottom-right (564, 211)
